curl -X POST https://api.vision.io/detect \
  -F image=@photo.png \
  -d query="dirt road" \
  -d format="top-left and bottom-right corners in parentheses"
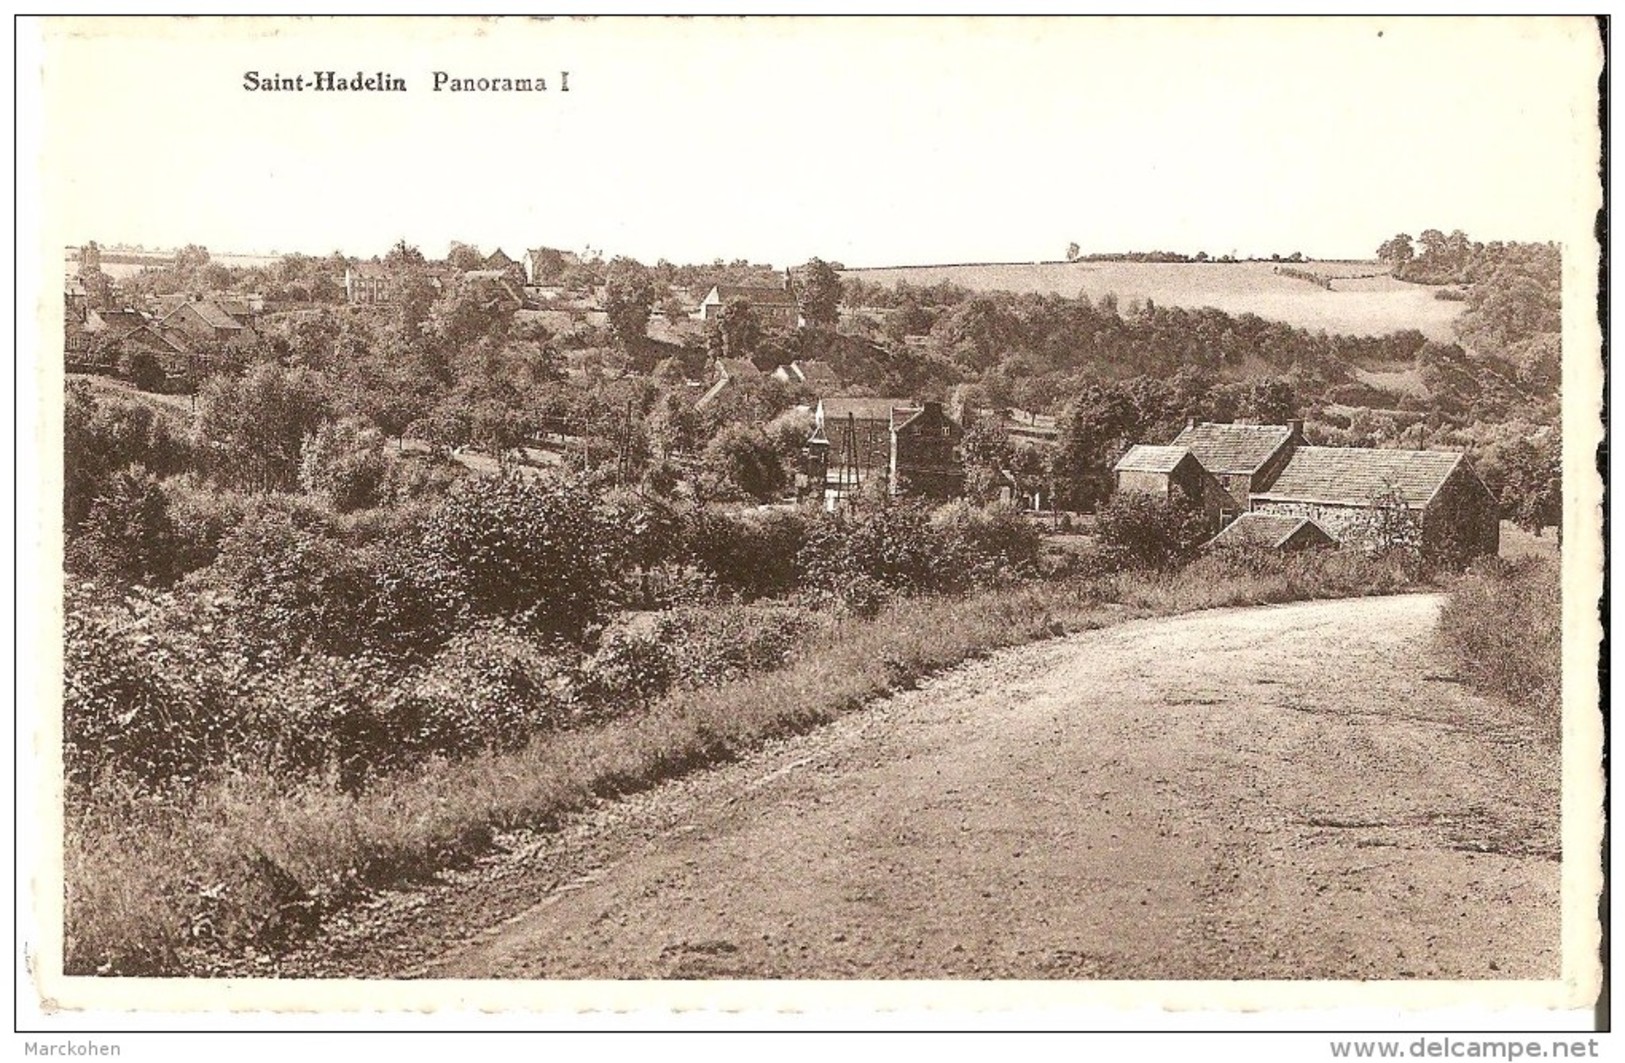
top-left (281, 593), bottom-right (1560, 980)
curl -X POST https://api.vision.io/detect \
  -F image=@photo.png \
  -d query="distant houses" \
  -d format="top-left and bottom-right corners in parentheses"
top-left (803, 397), bottom-right (964, 506)
top-left (694, 282), bottom-right (801, 328)
top-left (1113, 420), bottom-right (1498, 558)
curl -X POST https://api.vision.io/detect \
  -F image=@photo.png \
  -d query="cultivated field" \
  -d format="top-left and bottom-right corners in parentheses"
top-left (841, 260), bottom-right (1464, 341)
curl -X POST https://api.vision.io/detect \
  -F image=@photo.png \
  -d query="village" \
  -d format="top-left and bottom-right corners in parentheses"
top-left (62, 238), bottom-right (1508, 562)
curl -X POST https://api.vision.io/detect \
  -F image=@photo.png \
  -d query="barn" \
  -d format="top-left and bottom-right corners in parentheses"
top-left (1112, 444), bottom-right (1228, 526)
top-left (1249, 446), bottom-right (1499, 561)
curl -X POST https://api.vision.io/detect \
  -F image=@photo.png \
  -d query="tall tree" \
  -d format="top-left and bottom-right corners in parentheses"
top-left (795, 257), bottom-right (843, 329)
top-left (603, 256), bottom-right (655, 352)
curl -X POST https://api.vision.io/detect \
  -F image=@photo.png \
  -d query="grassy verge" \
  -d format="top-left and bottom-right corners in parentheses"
top-left (1435, 554), bottom-right (1561, 720)
top-left (66, 549), bottom-right (1422, 976)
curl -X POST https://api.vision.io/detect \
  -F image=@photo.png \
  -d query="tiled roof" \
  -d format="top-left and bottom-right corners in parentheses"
top-left (85, 308), bottom-right (148, 335)
top-left (1172, 422), bottom-right (1296, 474)
top-left (819, 397), bottom-right (913, 423)
top-left (791, 360), bottom-right (840, 387)
top-left (716, 358), bottom-right (759, 379)
top-left (1210, 512), bottom-right (1331, 549)
top-left (1252, 446), bottom-right (1465, 508)
top-left (711, 284), bottom-right (798, 308)
top-left (1114, 444), bottom-right (1193, 474)
top-left (173, 300), bottom-right (244, 330)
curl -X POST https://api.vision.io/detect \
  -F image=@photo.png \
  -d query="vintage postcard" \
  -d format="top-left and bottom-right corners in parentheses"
top-left (18, 14), bottom-right (1606, 1031)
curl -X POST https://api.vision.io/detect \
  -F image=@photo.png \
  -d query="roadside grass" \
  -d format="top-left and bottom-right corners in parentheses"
top-left (66, 550), bottom-right (1424, 976)
top-left (1435, 553), bottom-right (1561, 723)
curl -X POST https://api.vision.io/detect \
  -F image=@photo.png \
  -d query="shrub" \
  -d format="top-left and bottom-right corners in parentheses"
top-left (1094, 488), bottom-right (1210, 570)
top-left (415, 473), bottom-right (606, 640)
top-left (1437, 556), bottom-right (1560, 718)
top-left (66, 465), bottom-right (182, 586)
top-left (161, 474), bottom-right (250, 575)
top-left (928, 500), bottom-right (1042, 586)
top-left (299, 419), bottom-right (391, 512)
top-left (688, 507), bottom-right (809, 600)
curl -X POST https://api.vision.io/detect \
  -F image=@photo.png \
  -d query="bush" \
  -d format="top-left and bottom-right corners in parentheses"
top-left (1437, 556), bottom-right (1560, 717)
top-left (1094, 489), bottom-right (1210, 570)
top-left (299, 419), bottom-right (390, 512)
top-left (66, 465), bottom-right (182, 586)
top-left (415, 473), bottom-right (607, 640)
top-left (928, 500), bottom-right (1042, 586)
top-left (688, 507), bottom-right (809, 599)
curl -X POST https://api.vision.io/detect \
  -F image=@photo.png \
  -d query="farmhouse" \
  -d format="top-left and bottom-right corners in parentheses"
top-left (1112, 444), bottom-right (1227, 525)
top-left (1171, 419), bottom-right (1305, 520)
top-left (694, 283), bottom-right (802, 328)
top-left (345, 262), bottom-right (391, 304)
top-left (1250, 446), bottom-right (1498, 559)
top-left (1113, 419), bottom-right (1499, 561)
top-left (891, 401), bottom-right (964, 500)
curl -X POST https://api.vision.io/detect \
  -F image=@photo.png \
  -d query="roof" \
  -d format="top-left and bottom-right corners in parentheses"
top-left (1209, 513), bottom-right (1333, 549)
top-left (716, 358), bottom-right (759, 379)
top-left (483, 248), bottom-right (516, 268)
top-left (818, 397), bottom-right (913, 423)
top-left (166, 300), bottom-right (243, 331)
top-left (1114, 444), bottom-right (1195, 474)
top-left (84, 308), bottom-right (148, 335)
top-left (1252, 446), bottom-right (1466, 508)
top-left (707, 284), bottom-right (798, 308)
top-left (1172, 422), bottom-right (1297, 474)
top-left (791, 360), bottom-right (840, 387)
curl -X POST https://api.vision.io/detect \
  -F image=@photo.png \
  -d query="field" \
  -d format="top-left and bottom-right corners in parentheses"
top-left (841, 259), bottom-right (1464, 341)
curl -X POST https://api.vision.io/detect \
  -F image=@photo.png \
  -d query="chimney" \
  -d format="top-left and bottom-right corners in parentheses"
top-left (1288, 418), bottom-right (1304, 441)
top-left (1187, 416), bottom-right (1197, 429)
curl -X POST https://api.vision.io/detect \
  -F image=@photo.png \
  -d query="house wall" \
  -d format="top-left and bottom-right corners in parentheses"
top-left (1116, 469), bottom-right (1173, 496)
top-left (1249, 500), bottom-right (1372, 544)
top-left (1421, 467), bottom-right (1500, 562)
top-left (891, 407), bottom-right (963, 500)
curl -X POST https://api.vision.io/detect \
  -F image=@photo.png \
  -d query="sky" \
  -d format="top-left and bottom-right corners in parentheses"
top-left (29, 15), bottom-right (1604, 268)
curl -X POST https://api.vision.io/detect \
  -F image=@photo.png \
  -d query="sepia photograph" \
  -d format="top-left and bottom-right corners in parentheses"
top-left (17, 12), bottom-right (1607, 1038)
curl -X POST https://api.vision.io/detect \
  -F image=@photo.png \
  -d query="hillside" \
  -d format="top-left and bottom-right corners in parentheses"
top-left (840, 260), bottom-right (1463, 342)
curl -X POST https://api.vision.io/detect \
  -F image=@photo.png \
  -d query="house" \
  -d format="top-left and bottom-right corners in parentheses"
top-left (482, 248), bottom-right (517, 272)
top-left (802, 397), bottom-right (965, 505)
top-left (1112, 444), bottom-right (1227, 526)
top-left (1170, 419), bottom-right (1306, 520)
top-left (891, 401), bottom-right (964, 500)
top-left (1249, 445), bottom-right (1499, 559)
top-left (524, 246), bottom-right (581, 285)
top-left (1114, 419), bottom-right (1499, 562)
top-left (694, 283), bottom-right (802, 328)
top-left (345, 262), bottom-right (391, 304)
top-left (459, 269), bottom-right (526, 312)
top-left (771, 360), bottom-right (841, 391)
top-left (693, 358), bottom-right (762, 410)
top-left (160, 298), bottom-right (256, 347)
top-left (1207, 512), bottom-right (1336, 552)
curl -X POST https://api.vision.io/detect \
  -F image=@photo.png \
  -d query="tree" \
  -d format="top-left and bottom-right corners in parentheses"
top-left (1094, 486), bottom-right (1209, 570)
top-left (195, 363), bottom-right (333, 493)
top-left (1066, 242), bottom-right (1081, 262)
top-left (384, 240), bottom-right (436, 340)
top-left (446, 241), bottom-right (484, 272)
top-left (795, 257), bottom-right (843, 329)
top-left (715, 297), bottom-right (762, 360)
top-left (1052, 383), bottom-right (1137, 510)
top-left (603, 257), bottom-right (655, 352)
top-left (700, 424), bottom-right (787, 502)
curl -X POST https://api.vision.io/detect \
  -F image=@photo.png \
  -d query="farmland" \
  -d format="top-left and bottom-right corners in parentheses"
top-left (841, 259), bottom-right (1465, 341)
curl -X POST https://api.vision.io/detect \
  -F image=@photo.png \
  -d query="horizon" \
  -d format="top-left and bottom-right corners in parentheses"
top-left (35, 17), bottom-right (1599, 271)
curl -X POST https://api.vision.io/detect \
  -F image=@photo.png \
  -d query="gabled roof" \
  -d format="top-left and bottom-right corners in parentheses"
top-left (165, 300), bottom-right (244, 331)
top-left (818, 397), bottom-right (912, 423)
top-left (716, 358), bottom-right (759, 380)
top-left (1209, 512), bottom-right (1334, 549)
top-left (483, 248), bottom-right (516, 268)
top-left (1172, 422), bottom-right (1297, 474)
top-left (707, 284), bottom-right (798, 308)
top-left (84, 308), bottom-right (148, 335)
top-left (1114, 444), bottom-right (1195, 474)
top-left (791, 360), bottom-right (840, 388)
top-left (1251, 446), bottom-right (1467, 508)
